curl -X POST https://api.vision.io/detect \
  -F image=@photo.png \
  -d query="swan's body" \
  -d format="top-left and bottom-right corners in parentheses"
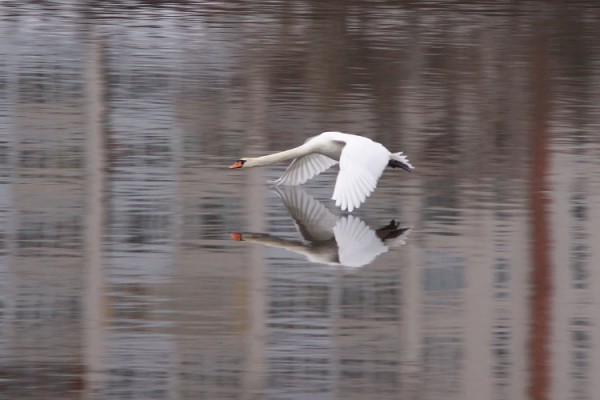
top-left (230, 186), bottom-right (410, 268)
top-left (229, 132), bottom-right (413, 212)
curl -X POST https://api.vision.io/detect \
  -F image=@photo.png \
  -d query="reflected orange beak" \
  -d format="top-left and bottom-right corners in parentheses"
top-left (230, 232), bottom-right (243, 241)
top-left (229, 161), bottom-right (244, 169)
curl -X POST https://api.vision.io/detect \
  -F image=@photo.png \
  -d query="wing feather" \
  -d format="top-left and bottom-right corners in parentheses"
top-left (332, 138), bottom-right (389, 212)
top-left (271, 153), bottom-right (338, 186)
top-left (274, 186), bottom-right (337, 241)
top-left (333, 216), bottom-right (388, 267)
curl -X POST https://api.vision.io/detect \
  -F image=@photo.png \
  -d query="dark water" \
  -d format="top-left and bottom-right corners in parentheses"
top-left (1, 1), bottom-right (600, 399)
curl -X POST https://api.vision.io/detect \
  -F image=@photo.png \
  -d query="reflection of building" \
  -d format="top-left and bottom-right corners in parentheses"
top-left (550, 149), bottom-right (600, 400)
top-left (399, 185), bottom-right (531, 400)
top-left (334, 270), bottom-right (404, 399)
top-left (261, 222), bottom-right (406, 400)
top-left (167, 166), bottom-right (256, 399)
top-left (0, 54), bottom-right (86, 397)
top-left (0, 16), bottom-right (88, 395)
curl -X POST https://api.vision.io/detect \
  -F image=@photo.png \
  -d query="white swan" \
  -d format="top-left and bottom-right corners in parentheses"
top-left (230, 186), bottom-right (411, 268)
top-left (229, 131), bottom-right (414, 212)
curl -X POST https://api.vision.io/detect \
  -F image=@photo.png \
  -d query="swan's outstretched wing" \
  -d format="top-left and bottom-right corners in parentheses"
top-left (272, 153), bottom-right (338, 186)
top-left (331, 137), bottom-right (389, 212)
top-left (333, 215), bottom-right (388, 268)
top-left (274, 186), bottom-right (338, 242)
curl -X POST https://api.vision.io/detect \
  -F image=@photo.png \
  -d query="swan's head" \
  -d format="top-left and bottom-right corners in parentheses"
top-left (229, 158), bottom-right (263, 168)
top-left (229, 158), bottom-right (248, 169)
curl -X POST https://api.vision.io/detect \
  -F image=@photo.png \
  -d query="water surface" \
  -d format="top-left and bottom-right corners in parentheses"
top-left (1, 2), bottom-right (600, 399)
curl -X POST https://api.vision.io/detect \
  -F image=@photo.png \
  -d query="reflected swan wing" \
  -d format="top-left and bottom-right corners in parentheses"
top-left (275, 186), bottom-right (338, 242)
top-left (333, 215), bottom-right (388, 268)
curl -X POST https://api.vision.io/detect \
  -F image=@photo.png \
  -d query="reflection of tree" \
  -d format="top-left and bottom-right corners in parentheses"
top-left (528, 25), bottom-right (552, 400)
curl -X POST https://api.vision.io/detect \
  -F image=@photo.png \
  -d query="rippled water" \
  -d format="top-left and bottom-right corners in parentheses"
top-left (1, 2), bottom-right (600, 399)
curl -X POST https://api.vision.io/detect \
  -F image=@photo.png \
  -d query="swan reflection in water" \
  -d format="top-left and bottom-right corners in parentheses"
top-left (230, 186), bottom-right (410, 268)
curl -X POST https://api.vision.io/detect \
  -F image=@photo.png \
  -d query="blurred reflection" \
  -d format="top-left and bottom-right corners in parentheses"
top-left (231, 186), bottom-right (410, 267)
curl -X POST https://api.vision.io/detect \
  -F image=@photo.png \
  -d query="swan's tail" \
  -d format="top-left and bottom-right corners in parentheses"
top-left (388, 152), bottom-right (414, 172)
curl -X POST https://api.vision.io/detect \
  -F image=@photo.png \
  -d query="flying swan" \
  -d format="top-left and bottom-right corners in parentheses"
top-left (229, 131), bottom-right (414, 212)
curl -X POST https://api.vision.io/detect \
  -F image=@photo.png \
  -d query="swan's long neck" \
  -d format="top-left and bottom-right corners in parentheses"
top-left (247, 144), bottom-right (310, 167)
top-left (240, 233), bottom-right (307, 252)
top-left (239, 233), bottom-right (336, 263)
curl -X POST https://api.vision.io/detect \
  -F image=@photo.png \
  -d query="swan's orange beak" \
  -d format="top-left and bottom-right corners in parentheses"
top-left (229, 161), bottom-right (244, 169)
top-left (230, 232), bottom-right (243, 241)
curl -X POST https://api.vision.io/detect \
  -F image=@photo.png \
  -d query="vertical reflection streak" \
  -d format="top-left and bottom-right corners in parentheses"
top-left (528, 26), bottom-right (552, 400)
top-left (83, 27), bottom-right (107, 396)
top-left (242, 56), bottom-right (268, 399)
